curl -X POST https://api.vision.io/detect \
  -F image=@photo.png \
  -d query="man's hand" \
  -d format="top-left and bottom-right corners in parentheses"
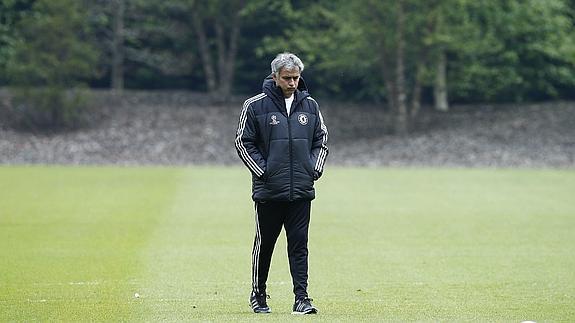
top-left (313, 170), bottom-right (322, 181)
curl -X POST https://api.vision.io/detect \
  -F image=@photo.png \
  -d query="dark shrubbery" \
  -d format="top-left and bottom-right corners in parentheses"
top-left (3, 0), bottom-right (97, 131)
top-left (4, 88), bottom-right (92, 131)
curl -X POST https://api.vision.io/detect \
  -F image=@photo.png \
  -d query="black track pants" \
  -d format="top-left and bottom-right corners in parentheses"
top-left (251, 200), bottom-right (311, 300)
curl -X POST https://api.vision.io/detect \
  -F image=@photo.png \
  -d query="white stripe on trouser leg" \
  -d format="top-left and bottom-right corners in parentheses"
top-left (251, 203), bottom-right (261, 293)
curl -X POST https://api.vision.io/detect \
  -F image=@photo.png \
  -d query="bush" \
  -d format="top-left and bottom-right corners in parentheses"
top-left (4, 0), bottom-right (97, 131)
top-left (5, 87), bottom-right (91, 131)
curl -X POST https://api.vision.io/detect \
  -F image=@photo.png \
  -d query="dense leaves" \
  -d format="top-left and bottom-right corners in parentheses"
top-left (1, 0), bottom-right (574, 112)
top-left (3, 0), bottom-right (98, 129)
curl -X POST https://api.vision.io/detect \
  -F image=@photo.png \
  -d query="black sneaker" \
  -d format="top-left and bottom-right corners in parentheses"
top-left (292, 297), bottom-right (318, 315)
top-left (249, 291), bottom-right (271, 313)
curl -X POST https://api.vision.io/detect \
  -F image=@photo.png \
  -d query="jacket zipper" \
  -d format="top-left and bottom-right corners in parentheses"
top-left (288, 111), bottom-right (294, 201)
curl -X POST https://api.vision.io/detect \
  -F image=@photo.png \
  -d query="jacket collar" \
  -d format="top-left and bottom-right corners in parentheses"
top-left (262, 74), bottom-right (310, 115)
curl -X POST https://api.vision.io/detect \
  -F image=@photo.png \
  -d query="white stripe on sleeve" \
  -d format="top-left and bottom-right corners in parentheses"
top-left (235, 93), bottom-right (266, 177)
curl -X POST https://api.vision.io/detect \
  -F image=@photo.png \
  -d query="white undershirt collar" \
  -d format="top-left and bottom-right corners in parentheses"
top-left (285, 94), bottom-right (294, 115)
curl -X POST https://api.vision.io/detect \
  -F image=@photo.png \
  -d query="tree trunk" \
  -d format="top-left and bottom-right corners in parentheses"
top-left (191, 8), bottom-right (217, 93)
top-left (111, 0), bottom-right (124, 92)
top-left (214, 1), bottom-right (244, 99)
top-left (215, 21), bottom-right (226, 93)
top-left (381, 63), bottom-right (396, 114)
top-left (434, 49), bottom-right (449, 112)
top-left (379, 36), bottom-right (396, 109)
top-left (410, 60), bottom-right (424, 118)
top-left (221, 8), bottom-right (241, 98)
top-left (395, 0), bottom-right (408, 135)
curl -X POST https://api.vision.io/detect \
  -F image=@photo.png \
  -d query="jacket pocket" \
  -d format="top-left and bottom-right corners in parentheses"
top-left (263, 161), bottom-right (281, 182)
top-left (305, 157), bottom-right (315, 177)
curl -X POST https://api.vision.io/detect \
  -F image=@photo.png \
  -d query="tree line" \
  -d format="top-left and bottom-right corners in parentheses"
top-left (1, 0), bottom-right (574, 133)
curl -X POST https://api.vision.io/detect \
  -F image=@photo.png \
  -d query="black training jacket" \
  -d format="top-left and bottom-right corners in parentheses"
top-left (235, 75), bottom-right (329, 202)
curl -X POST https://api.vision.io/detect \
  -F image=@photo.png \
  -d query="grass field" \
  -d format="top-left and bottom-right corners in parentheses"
top-left (0, 166), bottom-right (574, 321)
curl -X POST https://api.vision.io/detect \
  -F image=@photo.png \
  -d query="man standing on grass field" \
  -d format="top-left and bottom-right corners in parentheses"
top-left (235, 52), bottom-right (329, 315)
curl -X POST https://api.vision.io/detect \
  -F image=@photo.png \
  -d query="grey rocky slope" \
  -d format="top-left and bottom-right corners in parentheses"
top-left (1, 91), bottom-right (574, 167)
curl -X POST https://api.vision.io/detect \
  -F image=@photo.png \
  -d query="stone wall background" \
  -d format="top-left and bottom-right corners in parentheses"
top-left (1, 90), bottom-right (574, 167)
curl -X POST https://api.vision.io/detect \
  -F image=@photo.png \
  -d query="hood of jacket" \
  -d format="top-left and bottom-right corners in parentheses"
top-left (262, 73), bottom-right (310, 112)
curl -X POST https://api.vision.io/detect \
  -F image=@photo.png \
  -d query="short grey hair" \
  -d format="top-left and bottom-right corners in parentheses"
top-left (271, 52), bottom-right (304, 76)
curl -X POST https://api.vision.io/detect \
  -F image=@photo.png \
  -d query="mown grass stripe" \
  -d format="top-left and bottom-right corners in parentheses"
top-left (1, 166), bottom-right (574, 321)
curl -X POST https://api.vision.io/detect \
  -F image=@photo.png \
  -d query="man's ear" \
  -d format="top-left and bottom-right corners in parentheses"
top-left (272, 73), bottom-right (277, 84)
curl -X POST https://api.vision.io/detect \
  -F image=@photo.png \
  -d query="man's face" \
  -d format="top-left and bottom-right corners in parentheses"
top-left (273, 68), bottom-right (300, 98)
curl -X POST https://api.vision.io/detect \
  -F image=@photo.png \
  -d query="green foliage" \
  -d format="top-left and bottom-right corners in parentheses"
top-left (85, 0), bottom-right (250, 90)
top-left (449, 0), bottom-right (575, 102)
top-left (0, 0), bottom-right (35, 84)
top-left (1, 0), bottom-right (574, 104)
top-left (254, 0), bottom-right (377, 100)
top-left (120, 1), bottom-right (197, 87)
top-left (254, 0), bottom-right (575, 103)
top-left (5, 0), bottom-right (98, 129)
top-left (7, 0), bottom-right (97, 87)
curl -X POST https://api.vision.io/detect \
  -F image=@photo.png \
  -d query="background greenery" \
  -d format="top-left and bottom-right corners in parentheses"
top-left (2, 0), bottom-right (574, 132)
top-left (1, 166), bottom-right (574, 321)
top-left (1, 0), bottom-right (574, 102)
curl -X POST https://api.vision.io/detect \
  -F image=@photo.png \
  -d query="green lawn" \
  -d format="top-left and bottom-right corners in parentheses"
top-left (0, 166), bottom-right (574, 321)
